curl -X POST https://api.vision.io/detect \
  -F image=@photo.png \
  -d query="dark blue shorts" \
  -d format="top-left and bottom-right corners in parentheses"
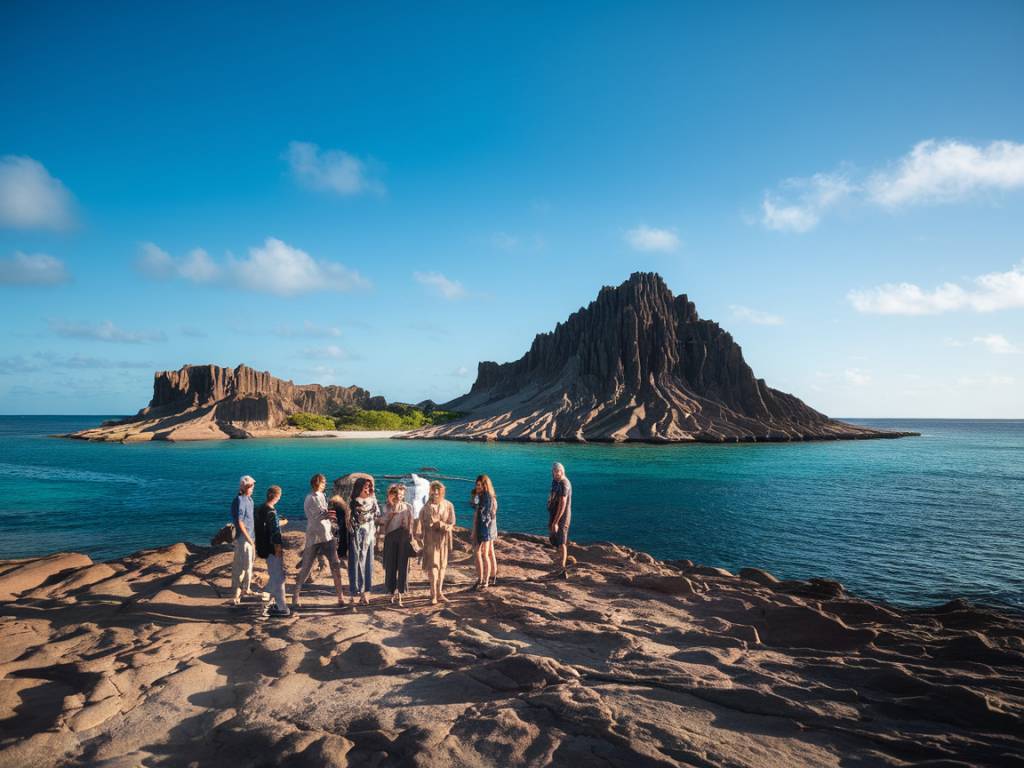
top-left (549, 528), bottom-right (568, 547)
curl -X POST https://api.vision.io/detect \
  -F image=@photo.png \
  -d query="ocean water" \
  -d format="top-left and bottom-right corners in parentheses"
top-left (0, 416), bottom-right (1021, 610)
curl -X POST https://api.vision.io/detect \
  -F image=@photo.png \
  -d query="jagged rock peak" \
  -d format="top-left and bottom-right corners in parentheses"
top-left (408, 273), bottom-right (915, 443)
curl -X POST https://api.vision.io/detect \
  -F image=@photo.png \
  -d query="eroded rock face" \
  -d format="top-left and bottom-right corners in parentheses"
top-left (67, 364), bottom-right (378, 442)
top-left (1, 531), bottom-right (1020, 767)
top-left (408, 273), bottom-right (915, 443)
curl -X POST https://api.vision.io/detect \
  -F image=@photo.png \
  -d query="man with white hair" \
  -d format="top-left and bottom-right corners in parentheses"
top-left (230, 475), bottom-right (258, 605)
top-left (547, 462), bottom-right (573, 579)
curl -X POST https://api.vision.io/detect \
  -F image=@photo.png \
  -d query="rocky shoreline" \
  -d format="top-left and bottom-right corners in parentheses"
top-left (1, 530), bottom-right (1020, 766)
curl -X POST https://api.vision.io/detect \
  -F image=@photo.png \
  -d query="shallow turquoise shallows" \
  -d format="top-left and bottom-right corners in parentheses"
top-left (1, 416), bottom-right (1021, 610)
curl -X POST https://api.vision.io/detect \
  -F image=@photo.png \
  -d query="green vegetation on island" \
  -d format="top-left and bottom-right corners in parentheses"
top-left (288, 404), bottom-right (462, 432)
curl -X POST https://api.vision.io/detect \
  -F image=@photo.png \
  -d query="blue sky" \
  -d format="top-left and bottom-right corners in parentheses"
top-left (1, 1), bottom-right (1022, 417)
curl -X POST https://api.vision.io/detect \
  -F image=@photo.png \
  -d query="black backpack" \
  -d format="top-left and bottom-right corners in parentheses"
top-left (254, 505), bottom-right (274, 559)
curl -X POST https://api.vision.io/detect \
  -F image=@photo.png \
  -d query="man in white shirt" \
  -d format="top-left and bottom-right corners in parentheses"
top-left (292, 473), bottom-right (346, 607)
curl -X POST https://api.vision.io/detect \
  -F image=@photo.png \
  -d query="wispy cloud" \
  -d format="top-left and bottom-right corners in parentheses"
top-left (0, 156), bottom-right (76, 230)
top-left (0, 353), bottom-right (153, 375)
top-left (50, 320), bottom-right (166, 344)
top-left (973, 334), bottom-right (1020, 355)
top-left (414, 271), bottom-right (466, 299)
top-left (844, 368), bottom-right (871, 386)
top-left (848, 262), bottom-right (1024, 315)
top-left (271, 321), bottom-right (342, 338)
top-left (761, 172), bottom-right (853, 233)
top-left (625, 225), bottom-right (681, 252)
top-left (812, 368), bottom-right (873, 391)
top-left (302, 344), bottom-right (347, 360)
top-left (762, 139), bottom-right (1024, 232)
top-left (491, 232), bottom-right (519, 251)
top-left (868, 140), bottom-right (1024, 207)
top-left (729, 304), bottom-right (784, 325)
top-left (0, 252), bottom-right (70, 285)
top-left (139, 238), bottom-right (368, 297)
top-left (285, 141), bottom-right (384, 196)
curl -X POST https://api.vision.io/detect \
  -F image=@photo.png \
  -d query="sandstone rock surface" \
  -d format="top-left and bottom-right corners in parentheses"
top-left (407, 273), bottom-right (917, 443)
top-left (66, 364), bottom-right (379, 442)
top-left (1, 531), bottom-right (1019, 766)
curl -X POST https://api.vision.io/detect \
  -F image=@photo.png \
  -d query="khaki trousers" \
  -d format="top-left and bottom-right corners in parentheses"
top-left (231, 538), bottom-right (254, 600)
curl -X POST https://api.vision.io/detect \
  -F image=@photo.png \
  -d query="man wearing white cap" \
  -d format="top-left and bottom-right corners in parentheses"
top-left (547, 462), bottom-right (573, 579)
top-left (230, 475), bottom-right (257, 605)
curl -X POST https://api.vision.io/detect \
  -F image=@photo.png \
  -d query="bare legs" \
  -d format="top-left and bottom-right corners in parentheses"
top-left (429, 565), bottom-right (449, 604)
top-left (550, 542), bottom-right (568, 576)
top-left (488, 541), bottom-right (498, 582)
top-left (475, 541), bottom-right (495, 588)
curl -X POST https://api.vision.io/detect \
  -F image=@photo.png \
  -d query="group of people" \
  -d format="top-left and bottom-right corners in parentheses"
top-left (228, 462), bottom-right (574, 618)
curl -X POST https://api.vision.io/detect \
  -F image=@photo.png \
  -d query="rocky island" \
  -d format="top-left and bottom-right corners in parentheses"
top-left (1, 530), bottom-right (1020, 766)
top-left (408, 273), bottom-right (914, 442)
top-left (66, 364), bottom-right (389, 442)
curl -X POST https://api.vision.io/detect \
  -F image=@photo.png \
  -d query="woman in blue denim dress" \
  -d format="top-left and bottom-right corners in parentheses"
top-left (471, 474), bottom-right (498, 590)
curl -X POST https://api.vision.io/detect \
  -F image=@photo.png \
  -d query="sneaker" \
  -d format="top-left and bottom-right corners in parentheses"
top-left (266, 606), bottom-right (291, 618)
top-left (559, 569), bottom-right (569, 580)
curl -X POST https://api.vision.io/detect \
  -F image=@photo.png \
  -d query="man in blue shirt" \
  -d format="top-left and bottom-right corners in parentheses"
top-left (231, 475), bottom-right (258, 605)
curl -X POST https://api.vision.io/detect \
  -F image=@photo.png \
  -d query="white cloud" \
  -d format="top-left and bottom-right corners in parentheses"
top-left (139, 238), bottom-right (368, 297)
top-left (761, 173), bottom-right (852, 233)
top-left (0, 156), bottom-right (76, 230)
top-left (625, 225), bottom-right (681, 252)
top-left (232, 238), bottom-right (368, 296)
top-left (973, 334), bottom-right (1020, 355)
top-left (453, 366), bottom-right (470, 377)
top-left (414, 271), bottom-right (466, 299)
top-left (762, 139), bottom-right (1024, 232)
top-left (137, 243), bottom-right (220, 283)
top-left (0, 252), bottom-right (70, 285)
top-left (848, 262), bottom-right (1024, 315)
top-left (729, 304), bottom-right (784, 325)
top-left (51, 320), bottom-right (166, 344)
top-left (285, 141), bottom-right (383, 196)
top-left (868, 140), bottom-right (1024, 207)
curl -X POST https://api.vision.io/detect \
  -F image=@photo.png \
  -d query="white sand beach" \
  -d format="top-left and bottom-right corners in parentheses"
top-left (295, 430), bottom-right (411, 439)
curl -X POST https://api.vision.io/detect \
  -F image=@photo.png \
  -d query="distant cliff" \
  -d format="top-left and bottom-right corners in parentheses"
top-left (406, 273), bottom-right (913, 442)
top-left (68, 364), bottom-right (382, 442)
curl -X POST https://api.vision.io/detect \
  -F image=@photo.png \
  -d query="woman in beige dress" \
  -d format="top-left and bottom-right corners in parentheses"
top-left (420, 480), bottom-right (456, 605)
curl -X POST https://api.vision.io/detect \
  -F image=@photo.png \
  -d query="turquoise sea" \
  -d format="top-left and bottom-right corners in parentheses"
top-left (0, 416), bottom-right (1021, 610)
